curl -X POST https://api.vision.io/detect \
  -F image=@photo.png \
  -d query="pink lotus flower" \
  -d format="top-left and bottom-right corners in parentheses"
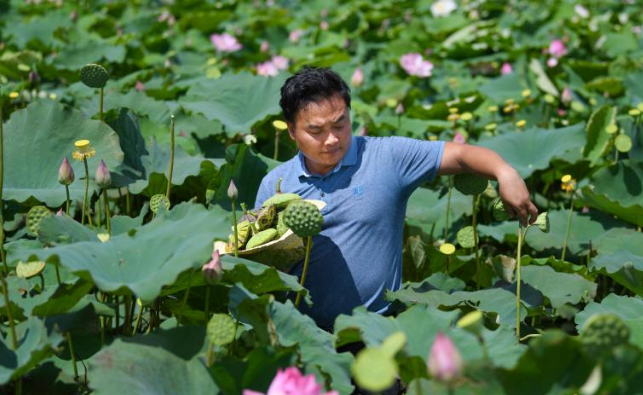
top-left (260, 41), bottom-right (270, 53)
top-left (351, 68), bottom-right (364, 88)
top-left (289, 29), bottom-right (304, 43)
top-left (271, 55), bottom-right (289, 70)
top-left (202, 249), bottom-right (223, 285)
top-left (211, 33), bottom-right (243, 53)
top-left (547, 58), bottom-right (558, 68)
top-left (95, 160), bottom-right (111, 188)
top-left (500, 62), bottom-right (513, 75)
top-left (320, 21), bottom-right (329, 30)
top-left (427, 332), bottom-right (463, 382)
top-left (561, 87), bottom-right (572, 104)
top-left (548, 39), bottom-right (567, 58)
top-left (400, 53), bottom-right (434, 78)
top-left (135, 81), bottom-right (145, 91)
top-left (243, 367), bottom-right (338, 395)
top-left (58, 157), bottom-right (75, 186)
top-left (395, 103), bottom-right (404, 115)
top-left (257, 61), bottom-right (279, 77)
top-left (453, 131), bottom-right (466, 144)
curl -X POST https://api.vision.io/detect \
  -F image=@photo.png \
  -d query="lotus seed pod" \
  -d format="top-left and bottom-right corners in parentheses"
top-left (80, 64), bottom-right (109, 88)
top-left (283, 201), bottom-right (324, 238)
top-left (454, 173), bottom-right (488, 196)
top-left (246, 228), bottom-right (278, 249)
top-left (229, 220), bottom-right (252, 248)
top-left (95, 159), bottom-right (111, 188)
top-left (581, 313), bottom-right (630, 355)
top-left (16, 260), bottom-right (46, 278)
top-left (534, 211), bottom-right (550, 233)
top-left (255, 204), bottom-right (277, 231)
top-left (207, 314), bottom-right (236, 346)
top-left (58, 157), bottom-right (75, 185)
top-left (615, 134), bottom-right (632, 153)
top-left (262, 192), bottom-right (302, 209)
top-left (150, 194), bottom-right (170, 213)
top-left (276, 211), bottom-right (289, 238)
top-left (456, 310), bottom-right (484, 336)
top-left (492, 198), bottom-right (510, 221)
top-left (456, 226), bottom-right (475, 248)
top-left (26, 206), bottom-right (52, 236)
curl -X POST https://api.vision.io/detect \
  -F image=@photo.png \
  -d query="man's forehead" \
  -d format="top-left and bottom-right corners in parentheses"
top-left (296, 96), bottom-right (348, 124)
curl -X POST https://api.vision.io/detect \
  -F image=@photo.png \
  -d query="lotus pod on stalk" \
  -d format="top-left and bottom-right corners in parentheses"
top-left (581, 313), bottom-right (630, 355)
top-left (454, 173), bottom-right (488, 196)
top-left (492, 198), bottom-right (510, 221)
top-left (283, 201), bottom-right (323, 238)
top-left (80, 64), bottom-right (109, 88)
top-left (207, 314), bottom-right (236, 346)
top-left (456, 226), bottom-right (475, 248)
top-left (150, 194), bottom-right (170, 214)
top-left (27, 206), bottom-right (52, 236)
top-left (534, 211), bottom-right (550, 233)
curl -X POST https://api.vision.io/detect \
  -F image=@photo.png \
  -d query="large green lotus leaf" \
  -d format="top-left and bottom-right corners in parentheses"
top-left (108, 109), bottom-right (148, 183)
top-left (476, 123), bottom-right (586, 178)
top-left (2, 100), bottom-right (124, 206)
top-left (81, 91), bottom-right (172, 125)
top-left (626, 71), bottom-right (643, 103)
top-left (0, 318), bottom-right (64, 385)
top-left (406, 187), bottom-right (472, 239)
top-left (576, 294), bottom-right (643, 349)
top-left (122, 326), bottom-right (206, 361)
top-left (584, 106), bottom-right (617, 165)
top-left (387, 286), bottom-right (526, 328)
top-left (53, 40), bottom-right (126, 70)
top-left (582, 161), bottom-right (643, 227)
top-left (529, 58), bottom-right (558, 97)
top-left (37, 215), bottom-right (98, 245)
top-left (3, 11), bottom-right (71, 49)
top-left (87, 339), bottom-right (219, 395)
top-left (590, 250), bottom-right (643, 298)
top-left (496, 331), bottom-right (594, 395)
top-left (520, 265), bottom-right (596, 309)
top-left (8, 203), bottom-right (227, 303)
top-left (179, 72), bottom-right (287, 134)
top-left (478, 73), bottom-right (525, 103)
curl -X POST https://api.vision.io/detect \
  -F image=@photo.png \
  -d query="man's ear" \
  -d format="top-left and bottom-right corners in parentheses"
top-left (287, 122), bottom-right (296, 140)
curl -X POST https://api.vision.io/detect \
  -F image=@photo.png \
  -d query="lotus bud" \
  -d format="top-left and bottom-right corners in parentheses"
top-left (351, 67), bottom-right (364, 88)
top-left (202, 249), bottom-right (223, 285)
top-left (395, 103), bottom-right (404, 115)
top-left (428, 332), bottom-right (463, 382)
top-left (561, 87), bottom-right (573, 105)
top-left (29, 71), bottom-right (39, 85)
top-left (456, 310), bottom-right (484, 336)
top-left (58, 157), bottom-right (75, 185)
top-left (500, 62), bottom-right (513, 75)
top-left (534, 211), bottom-right (550, 233)
top-left (95, 160), bottom-right (111, 188)
top-left (227, 179), bottom-right (238, 201)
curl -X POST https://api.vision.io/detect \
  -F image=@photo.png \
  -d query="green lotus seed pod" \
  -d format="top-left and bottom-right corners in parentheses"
top-left (492, 198), bottom-right (510, 221)
top-left (80, 64), bottom-right (109, 88)
top-left (262, 193), bottom-right (302, 209)
top-left (26, 206), bottom-right (52, 236)
top-left (534, 211), bottom-right (550, 233)
top-left (283, 201), bottom-right (324, 238)
top-left (276, 211), bottom-right (289, 238)
top-left (246, 228), bottom-right (278, 249)
top-left (456, 226), bottom-right (476, 248)
top-left (150, 194), bottom-right (170, 213)
top-left (255, 204), bottom-right (277, 231)
top-left (229, 220), bottom-right (252, 248)
top-left (615, 134), bottom-right (632, 153)
top-left (207, 314), bottom-right (236, 346)
top-left (581, 313), bottom-right (630, 355)
top-left (454, 173), bottom-right (488, 196)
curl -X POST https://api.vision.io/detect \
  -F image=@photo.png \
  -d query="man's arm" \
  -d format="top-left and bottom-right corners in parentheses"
top-left (438, 142), bottom-right (538, 227)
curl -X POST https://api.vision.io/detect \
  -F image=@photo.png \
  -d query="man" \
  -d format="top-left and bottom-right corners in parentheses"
top-left (254, 66), bottom-right (537, 332)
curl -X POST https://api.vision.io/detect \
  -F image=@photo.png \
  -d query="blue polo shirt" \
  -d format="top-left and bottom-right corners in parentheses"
top-left (254, 136), bottom-right (445, 330)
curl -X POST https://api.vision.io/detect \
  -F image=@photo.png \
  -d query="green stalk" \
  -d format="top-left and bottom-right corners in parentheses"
top-left (165, 115), bottom-right (175, 201)
top-left (133, 299), bottom-right (143, 334)
top-left (205, 285), bottom-right (211, 319)
top-left (206, 342), bottom-right (214, 366)
top-left (444, 176), bottom-right (453, 240)
top-left (273, 129), bottom-right (280, 160)
top-left (123, 294), bottom-right (132, 335)
top-left (516, 225), bottom-right (526, 340)
top-left (103, 189), bottom-right (111, 235)
top-left (561, 193), bottom-right (575, 262)
top-left (65, 185), bottom-right (71, 217)
top-left (126, 187), bottom-right (131, 216)
top-left (177, 275), bottom-right (192, 325)
top-left (231, 197), bottom-right (238, 258)
top-left (295, 236), bottom-right (313, 308)
top-left (81, 159), bottom-right (92, 227)
top-left (99, 87), bottom-right (104, 122)
top-left (472, 194), bottom-right (481, 289)
top-left (96, 189), bottom-right (102, 229)
top-left (66, 331), bottom-right (79, 381)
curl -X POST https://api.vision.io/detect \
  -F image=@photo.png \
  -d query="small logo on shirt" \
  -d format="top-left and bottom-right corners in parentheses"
top-left (352, 185), bottom-right (364, 197)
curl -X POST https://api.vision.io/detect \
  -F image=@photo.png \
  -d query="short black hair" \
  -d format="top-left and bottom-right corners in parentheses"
top-left (279, 66), bottom-right (351, 124)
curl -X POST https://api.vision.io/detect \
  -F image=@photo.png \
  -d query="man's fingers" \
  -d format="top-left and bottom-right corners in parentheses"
top-left (528, 202), bottom-right (539, 225)
top-left (516, 207), bottom-right (529, 227)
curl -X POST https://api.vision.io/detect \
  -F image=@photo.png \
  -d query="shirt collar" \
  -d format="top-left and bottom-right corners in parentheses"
top-left (298, 136), bottom-right (358, 178)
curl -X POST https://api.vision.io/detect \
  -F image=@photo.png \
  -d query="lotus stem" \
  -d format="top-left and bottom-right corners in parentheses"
top-left (67, 331), bottom-right (79, 381)
top-left (231, 199), bottom-right (239, 258)
top-left (103, 189), bottom-right (111, 235)
top-left (561, 193), bottom-right (575, 262)
top-left (177, 275), bottom-right (192, 325)
top-left (126, 187), bottom-right (131, 216)
top-left (444, 176), bottom-right (453, 240)
top-left (515, 225), bottom-right (527, 340)
top-left (205, 285), bottom-right (211, 319)
top-left (206, 342), bottom-right (214, 366)
top-left (472, 194), bottom-right (481, 290)
top-left (96, 189), bottom-right (102, 229)
top-left (295, 236), bottom-right (313, 309)
top-left (166, 115), bottom-right (175, 201)
top-left (123, 294), bottom-right (132, 335)
top-left (133, 299), bottom-right (143, 334)
top-left (99, 87), bottom-right (104, 122)
top-left (81, 158), bottom-right (92, 227)
top-left (273, 129), bottom-right (280, 160)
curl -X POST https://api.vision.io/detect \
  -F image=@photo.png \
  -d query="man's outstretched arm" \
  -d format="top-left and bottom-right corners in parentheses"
top-left (437, 142), bottom-right (538, 227)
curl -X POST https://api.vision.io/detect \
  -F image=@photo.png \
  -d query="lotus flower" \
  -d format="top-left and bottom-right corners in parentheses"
top-left (561, 87), bottom-right (572, 104)
top-left (427, 332), bottom-right (463, 382)
top-left (202, 249), bottom-right (223, 285)
top-left (271, 55), bottom-right (289, 70)
top-left (135, 81), bottom-right (145, 91)
top-left (500, 62), bottom-right (513, 75)
top-left (95, 160), bottom-right (111, 188)
top-left (453, 131), bottom-right (466, 144)
top-left (58, 157), bottom-right (75, 185)
top-left (260, 41), bottom-right (270, 53)
top-left (431, 0), bottom-right (457, 18)
top-left (395, 103), bottom-right (404, 115)
top-left (351, 68), bottom-right (364, 88)
top-left (400, 53), bottom-right (434, 77)
top-left (289, 29), bottom-right (304, 43)
top-left (242, 367), bottom-right (338, 395)
top-left (548, 39), bottom-right (567, 58)
top-left (210, 33), bottom-right (243, 53)
top-left (227, 179), bottom-right (238, 200)
top-left (320, 21), bottom-right (329, 30)
top-left (257, 61), bottom-right (279, 77)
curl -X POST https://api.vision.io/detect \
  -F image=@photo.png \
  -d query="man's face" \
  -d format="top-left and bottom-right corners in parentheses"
top-left (288, 94), bottom-right (352, 176)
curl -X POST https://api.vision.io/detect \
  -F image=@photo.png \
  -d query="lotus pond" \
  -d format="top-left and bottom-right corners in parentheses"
top-left (1, 0), bottom-right (643, 394)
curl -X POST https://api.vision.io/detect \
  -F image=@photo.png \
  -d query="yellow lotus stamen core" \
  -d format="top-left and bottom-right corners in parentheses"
top-left (460, 112), bottom-right (473, 121)
top-left (73, 140), bottom-right (96, 161)
top-left (440, 243), bottom-right (456, 255)
top-left (448, 107), bottom-right (459, 114)
top-left (9, 92), bottom-right (19, 99)
top-left (516, 120), bottom-right (526, 127)
top-left (272, 120), bottom-right (288, 130)
top-left (521, 89), bottom-right (532, 97)
top-left (75, 140), bottom-right (90, 148)
top-left (561, 174), bottom-right (572, 183)
top-left (629, 109), bottom-right (641, 117)
top-left (488, 106), bottom-right (499, 112)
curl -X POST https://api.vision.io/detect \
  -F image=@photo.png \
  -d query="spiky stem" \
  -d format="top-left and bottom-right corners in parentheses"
top-left (99, 87), bottom-right (104, 122)
top-left (81, 159), bottom-right (92, 227)
top-left (561, 193), bottom-right (575, 262)
top-left (103, 189), bottom-right (111, 235)
top-left (166, 115), bottom-right (175, 201)
top-left (444, 176), bottom-right (453, 240)
top-left (231, 197), bottom-right (239, 258)
top-left (472, 194), bottom-right (481, 289)
top-left (295, 236), bottom-right (313, 308)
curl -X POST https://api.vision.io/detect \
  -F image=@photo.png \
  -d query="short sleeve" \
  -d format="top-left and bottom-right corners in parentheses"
top-left (388, 137), bottom-right (445, 192)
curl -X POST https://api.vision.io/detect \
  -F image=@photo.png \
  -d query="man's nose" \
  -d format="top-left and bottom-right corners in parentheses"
top-left (326, 131), bottom-right (340, 146)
